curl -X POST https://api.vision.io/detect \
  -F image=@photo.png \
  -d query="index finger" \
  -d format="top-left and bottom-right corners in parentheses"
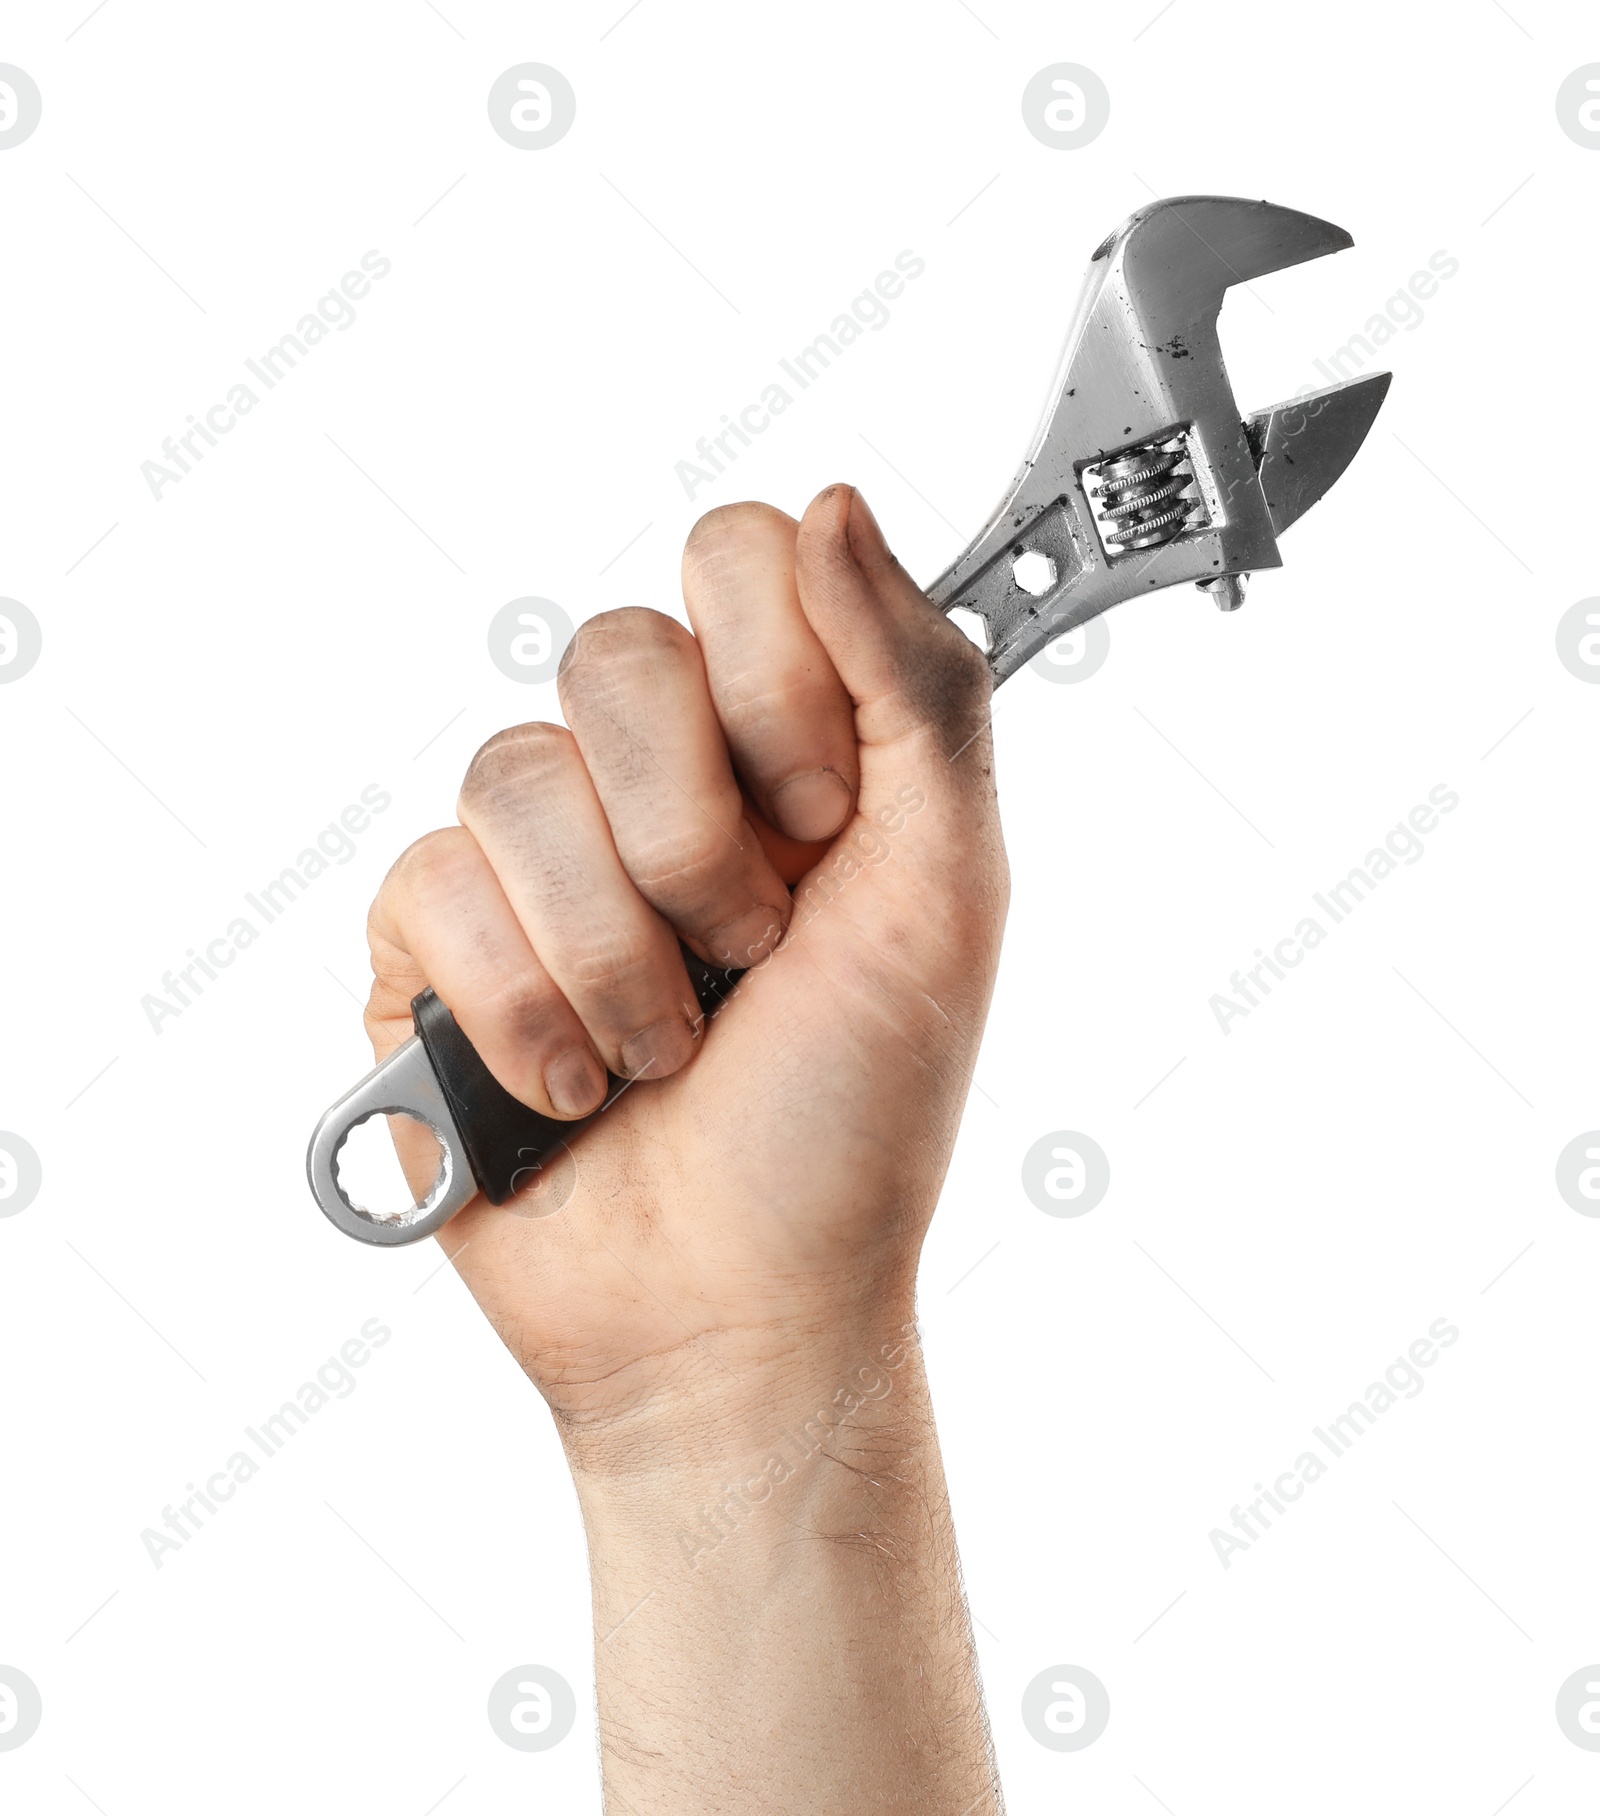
top-left (681, 501), bottom-right (860, 844)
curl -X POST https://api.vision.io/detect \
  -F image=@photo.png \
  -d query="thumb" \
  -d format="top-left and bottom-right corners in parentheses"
top-left (787, 484), bottom-right (1007, 1020)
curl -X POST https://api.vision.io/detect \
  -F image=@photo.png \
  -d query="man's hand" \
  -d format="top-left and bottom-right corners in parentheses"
top-left (364, 486), bottom-right (1008, 1812)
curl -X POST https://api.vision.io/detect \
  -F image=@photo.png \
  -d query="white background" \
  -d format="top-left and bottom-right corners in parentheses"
top-left (2, 1), bottom-right (1597, 1810)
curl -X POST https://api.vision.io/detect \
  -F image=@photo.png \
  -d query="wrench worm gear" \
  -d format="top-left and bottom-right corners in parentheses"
top-left (307, 194), bottom-right (1390, 1247)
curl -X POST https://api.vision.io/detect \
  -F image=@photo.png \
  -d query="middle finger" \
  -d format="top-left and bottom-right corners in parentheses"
top-left (558, 606), bottom-right (791, 973)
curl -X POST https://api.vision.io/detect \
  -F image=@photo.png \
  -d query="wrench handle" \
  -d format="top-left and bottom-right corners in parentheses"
top-left (411, 945), bottom-right (743, 1206)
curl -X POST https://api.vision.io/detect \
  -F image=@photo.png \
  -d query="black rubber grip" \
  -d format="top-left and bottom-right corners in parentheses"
top-left (411, 945), bottom-right (744, 1206)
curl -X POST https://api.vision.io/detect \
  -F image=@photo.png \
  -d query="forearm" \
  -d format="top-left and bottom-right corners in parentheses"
top-left (564, 1315), bottom-right (1003, 1814)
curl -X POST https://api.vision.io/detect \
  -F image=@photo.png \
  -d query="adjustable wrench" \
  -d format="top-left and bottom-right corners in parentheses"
top-left (308, 194), bottom-right (1390, 1247)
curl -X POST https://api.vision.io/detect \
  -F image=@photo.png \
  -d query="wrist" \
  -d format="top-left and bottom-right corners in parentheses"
top-left (557, 1298), bottom-right (929, 1506)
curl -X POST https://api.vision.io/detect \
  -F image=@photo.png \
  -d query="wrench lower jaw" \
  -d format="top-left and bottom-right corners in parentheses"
top-left (306, 1037), bottom-right (479, 1248)
top-left (1246, 373), bottom-right (1393, 540)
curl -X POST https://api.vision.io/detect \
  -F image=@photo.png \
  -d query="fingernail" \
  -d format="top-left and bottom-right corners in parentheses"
top-left (845, 488), bottom-right (895, 572)
top-left (621, 1011), bottom-right (697, 1081)
top-left (771, 767), bottom-right (853, 841)
top-left (704, 904), bottom-right (786, 968)
top-left (545, 1046), bottom-right (607, 1117)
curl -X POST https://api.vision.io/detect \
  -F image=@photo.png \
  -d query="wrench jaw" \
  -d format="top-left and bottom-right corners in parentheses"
top-left (1245, 372), bottom-right (1393, 540)
top-left (931, 197), bottom-right (1373, 681)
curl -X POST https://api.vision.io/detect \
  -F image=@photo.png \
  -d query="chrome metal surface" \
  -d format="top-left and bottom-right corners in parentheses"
top-left (1244, 372), bottom-right (1392, 540)
top-left (306, 1036), bottom-right (478, 1247)
top-left (928, 196), bottom-right (1389, 680)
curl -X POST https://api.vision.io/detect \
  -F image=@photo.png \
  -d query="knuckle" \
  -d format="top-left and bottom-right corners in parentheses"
top-left (459, 721), bottom-right (575, 809)
top-left (383, 827), bottom-right (479, 906)
top-left (719, 665), bottom-right (835, 732)
top-left (683, 500), bottom-right (794, 577)
top-left (559, 607), bottom-right (693, 691)
top-left (626, 830), bottom-right (743, 910)
top-left (563, 933), bottom-right (661, 1000)
top-left (476, 969), bottom-right (561, 1047)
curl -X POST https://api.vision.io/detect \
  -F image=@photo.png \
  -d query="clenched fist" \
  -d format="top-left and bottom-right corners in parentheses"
top-left (364, 486), bottom-right (1010, 1812)
top-left (365, 486), bottom-right (1006, 1432)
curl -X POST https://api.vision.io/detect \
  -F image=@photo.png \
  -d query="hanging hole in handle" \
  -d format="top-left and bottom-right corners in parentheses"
top-left (333, 1110), bottom-right (449, 1227)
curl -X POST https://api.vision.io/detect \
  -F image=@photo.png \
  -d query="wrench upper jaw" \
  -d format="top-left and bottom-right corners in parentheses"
top-left (1106, 196), bottom-right (1353, 305)
top-left (1093, 198), bottom-right (1360, 587)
